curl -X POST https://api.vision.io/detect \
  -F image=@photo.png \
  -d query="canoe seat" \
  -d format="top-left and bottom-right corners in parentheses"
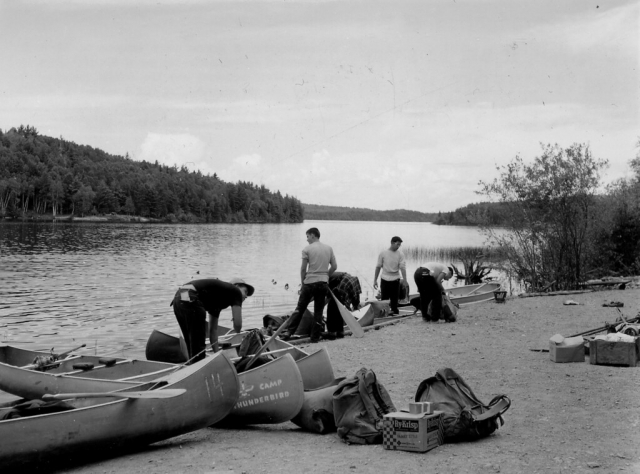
top-left (72, 363), bottom-right (95, 371)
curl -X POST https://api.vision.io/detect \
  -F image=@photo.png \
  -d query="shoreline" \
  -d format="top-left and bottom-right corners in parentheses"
top-left (14, 286), bottom-right (640, 473)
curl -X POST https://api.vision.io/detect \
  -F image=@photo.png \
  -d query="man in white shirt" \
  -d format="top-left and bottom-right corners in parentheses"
top-left (282, 227), bottom-right (337, 343)
top-left (414, 262), bottom-right (454, 321)
top-left (373, 236), bottom-right (408, 315)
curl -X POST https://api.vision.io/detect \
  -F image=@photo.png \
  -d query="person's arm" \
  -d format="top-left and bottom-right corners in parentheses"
top-left (399, 252), bottom-right (408, 289)
top-left (435, 272), bottom-right (446, 292)
top-left (208, 309), bottom-right (220, 353)
top-left (328, 253), bottom-right (337, 278)
top-left (300, 259), bottom-right (308, 285)
top-left (401, 268), bottom-right (408, 289)
top-left (373, 266), bottom-right (381, 290)
top-left (230, 305), bottom-right (242, 333)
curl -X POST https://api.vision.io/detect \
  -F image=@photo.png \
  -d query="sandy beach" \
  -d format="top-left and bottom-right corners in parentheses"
top-left (11, 284), bottom-right (640, 474)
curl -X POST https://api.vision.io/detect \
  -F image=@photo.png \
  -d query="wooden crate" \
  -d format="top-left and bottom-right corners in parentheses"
top-left (588, 337), bottom-right (640, 367)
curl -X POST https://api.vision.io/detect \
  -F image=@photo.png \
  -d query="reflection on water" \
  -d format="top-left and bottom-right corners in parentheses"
top-left (0, 220), bottom-right (488, 358)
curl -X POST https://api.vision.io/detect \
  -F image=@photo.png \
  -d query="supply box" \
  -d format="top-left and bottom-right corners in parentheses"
top-left (382, 410), bottom-right (443, 453)
top-left (588, 336), bottom-right (640, 367)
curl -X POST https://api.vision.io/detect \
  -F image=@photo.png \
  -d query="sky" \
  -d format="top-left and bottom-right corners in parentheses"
top-left (0, 0), bottom-right (638, 213)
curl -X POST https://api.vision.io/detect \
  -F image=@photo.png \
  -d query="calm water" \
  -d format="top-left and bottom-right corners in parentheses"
top-left (0, 220), bottom-right (487, 358)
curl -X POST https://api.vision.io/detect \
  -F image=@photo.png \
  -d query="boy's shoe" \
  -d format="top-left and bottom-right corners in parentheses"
top-left (336, 332), bottom-right (345, 339)
top-left (309, 337), bottom-right (320, 343)
top-left (323, 332), bottom-right (337, 340)
top-left (280, 331), bottom-right (292, 341)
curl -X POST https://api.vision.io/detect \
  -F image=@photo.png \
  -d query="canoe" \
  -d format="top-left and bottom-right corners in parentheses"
top-left (447, 282), bottom-right (502, 305)
top-left (0, 345), bottom-right (178, 400)
top-left (400, 282), bottom-right (502, 308)
top-left (0, 352), bottom-right (239, 465)
top-left (221, 353), bottom-right (305, 425)
top-left (146, 329), bottom-right (335, 390)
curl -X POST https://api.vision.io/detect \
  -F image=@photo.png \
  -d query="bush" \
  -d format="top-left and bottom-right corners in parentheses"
top-left (478, 143), bottom-right (607, 291)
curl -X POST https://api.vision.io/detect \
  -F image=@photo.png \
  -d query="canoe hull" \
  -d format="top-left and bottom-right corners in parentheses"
top-left (447, 283), bottom-right (502, 305)
top-left (401, 283), bottom-right (502, 309)
top-left (295, 347), bottom-right (335, 390)
top-left (0, 352), bottom-right (239, 464)
top-left (146, 329), bottom-right (334, 391)
top-left (223, 353), bottom-right (305, 425)
top-left (0, 346), bottom-right (177, 400)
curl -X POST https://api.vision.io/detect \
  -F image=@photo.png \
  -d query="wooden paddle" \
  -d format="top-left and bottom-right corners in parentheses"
top-left (330, 290), bottom-right (365, 338)
top-left (244, 318), bottom-right (291, 371)
top-left (54, 343), bottom-right (87, 360)
top-left (42, 388), bottom-right (186, 400)
top-left (465, 283), bottom-right (489, 297)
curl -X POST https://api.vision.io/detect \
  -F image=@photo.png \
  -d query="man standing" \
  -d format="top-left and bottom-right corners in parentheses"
top-left (282, 227), bottom-right (337, 343)
top-left (326, 271), bottom-right (362, 339)
top-left (373, 236), bottom-right (408, 315)
top-left (413, 262), bottom-right (453, 321)
top-left (171, 277), bottom-right (254, 362)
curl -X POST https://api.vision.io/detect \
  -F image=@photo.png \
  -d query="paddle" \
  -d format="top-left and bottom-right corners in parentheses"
top-left (465, 283), bottom-right (489, 297)
top-left (42, 388), bottom-right (186, 400)
top-left (330, 290), bottom-right (365, 338)
top-left (54, 343), bottom-right (87, 360)
top-left (244, 318), bottom-right (291, 371)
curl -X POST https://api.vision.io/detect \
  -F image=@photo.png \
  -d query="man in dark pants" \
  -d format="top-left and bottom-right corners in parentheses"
top-left (326, 272), bottom-right (362, 339)
top-left (373, 236), bottom-right (408, 315)
top-left (171, 277), bottom-right (254, 363)
top-left (281, 227), bottom-right (337, 343)
top-left (413, 263), bottom-right (453, 322)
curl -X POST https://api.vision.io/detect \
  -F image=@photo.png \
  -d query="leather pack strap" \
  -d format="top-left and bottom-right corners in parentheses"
top-left (474, 396), bottom-right (511, 421)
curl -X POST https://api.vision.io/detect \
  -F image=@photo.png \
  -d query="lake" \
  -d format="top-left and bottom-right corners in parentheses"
top-left (0, 220), bottom-right (488, 358)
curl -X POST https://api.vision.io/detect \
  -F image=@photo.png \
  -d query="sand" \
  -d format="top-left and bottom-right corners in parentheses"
top-left (12, 285), bottom-right (640, 474)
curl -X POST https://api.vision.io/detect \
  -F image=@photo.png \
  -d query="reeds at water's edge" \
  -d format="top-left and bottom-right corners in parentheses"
top-left (401, 245), bottom-right (508, 264)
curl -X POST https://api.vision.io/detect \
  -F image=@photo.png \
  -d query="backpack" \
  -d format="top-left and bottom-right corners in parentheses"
top-left (234, 329), bottom-right (272, 372)
top-left (442, 293), bottom-right (459, 322)
top-left (414, 368), bottom-right (510, 442)
top-left (332, 368), bottom-right (397, 444)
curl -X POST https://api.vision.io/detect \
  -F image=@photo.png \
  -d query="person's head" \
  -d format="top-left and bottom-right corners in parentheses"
top-left (444, 266), bottom-right (454, 281)
top-left (390, 236), bottom-right (403, 251)
top-left (306, 227), bottom-right (320, 244)
top-left (228, 277), bottom-right (255, 301)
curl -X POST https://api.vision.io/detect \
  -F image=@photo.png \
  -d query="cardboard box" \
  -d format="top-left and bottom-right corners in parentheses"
top-left (588, 337), bottom-right (640, 367)
top-left (382, 411), bottom-right (443, 453)
top-left (549, 334), bottom-right (585, 363)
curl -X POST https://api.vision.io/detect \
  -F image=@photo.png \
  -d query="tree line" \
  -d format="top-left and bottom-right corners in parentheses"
top-left (304, 203), bottom-right (438, 222)
top-left (0, 125), bottom-right (304, 223)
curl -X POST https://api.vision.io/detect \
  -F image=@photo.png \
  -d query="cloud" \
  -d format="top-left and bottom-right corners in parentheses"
top-left (167, 96), bottom-right (637, 213)
top-left (137, 132), bottom-right (208, 172)
top-left (528, 2), bottom-right (638, 58)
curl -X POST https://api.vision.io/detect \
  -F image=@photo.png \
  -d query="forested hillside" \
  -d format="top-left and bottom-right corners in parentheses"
top-left (303, 203), bottom-right (437, 222)
top-left (433, 201), bottom-right (508, 226)
top-left (0, 125), bottom-right (303, 223)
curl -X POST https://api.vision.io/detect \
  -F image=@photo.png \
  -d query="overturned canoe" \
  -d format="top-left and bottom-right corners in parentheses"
top-left (0, 352), bottom-right (239, 466)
